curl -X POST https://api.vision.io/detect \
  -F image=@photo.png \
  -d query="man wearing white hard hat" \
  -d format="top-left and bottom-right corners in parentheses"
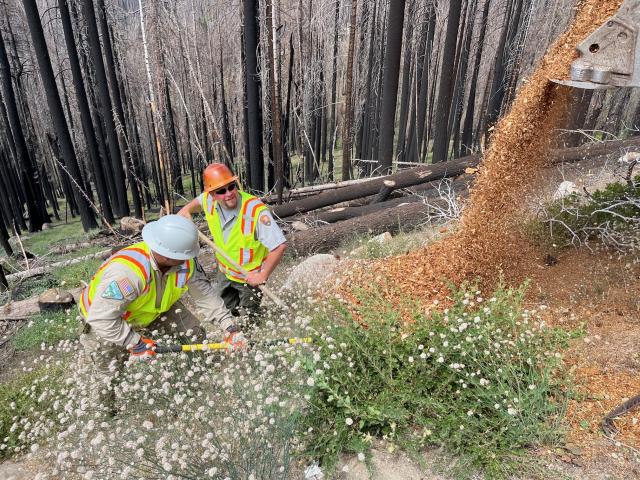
top-left (78, 215), bottom-right (244, 410)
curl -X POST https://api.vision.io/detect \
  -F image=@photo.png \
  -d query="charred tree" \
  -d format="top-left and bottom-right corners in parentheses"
top-left (431, 0), bottom-right (463, 162)
top-left (242, 0), bottom-right (264, 191)
top-left (265, 0), bottom-right (284, 202)
top-left (394, 0), bottom-right (415, 164)
top-left (327, 0), bottom-right (340, 181)
top-left (82, 0), bottom-right (129, 217)
top-left (59, 0), bottom-right (114, 224)
top-left (378, 0), bottom-right (407, 173)
top-left (342, 0), bottom-right (358, 181)
top-left (461, 0), bottom-right (490, 154)
top-left (0, 30), bottom-right (47, 232)
top-left (22, 0), bottom-right (97, 231)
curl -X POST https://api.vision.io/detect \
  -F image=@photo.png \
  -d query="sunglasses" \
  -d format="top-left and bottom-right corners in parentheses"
top-left (213, 182), bottom-right (237, 195)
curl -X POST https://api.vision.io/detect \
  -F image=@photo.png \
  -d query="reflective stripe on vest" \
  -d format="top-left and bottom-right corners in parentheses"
top-left (241, 197), bottom-right (265, 236)
top-left (203, 191), bottom-right (269, 283)
top-left (79, 244), bottom-right (153, 317)
top-left (175, 260), bottom-right (192, 288)
top-left (78, 242), bottom-right (195, 328)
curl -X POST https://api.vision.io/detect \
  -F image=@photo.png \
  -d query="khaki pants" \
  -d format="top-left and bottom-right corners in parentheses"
top-left (215, 270), bottom-right (263, 324)
top-left (79, 301), bottom-right (204, 414)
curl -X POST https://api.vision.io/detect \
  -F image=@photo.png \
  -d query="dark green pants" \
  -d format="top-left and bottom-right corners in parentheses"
top-left (215, 270), bottom-right (263, 324)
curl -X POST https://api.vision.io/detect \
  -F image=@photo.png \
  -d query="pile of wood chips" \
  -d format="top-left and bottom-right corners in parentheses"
top-left (340, 0), bottom-right (624, 314)
top-left (566, 364), bottom-right (640, 451)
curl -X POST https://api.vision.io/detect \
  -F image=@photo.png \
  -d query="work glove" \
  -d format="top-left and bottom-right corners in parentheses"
top-left (223, 330), bottom-right (247, 352)
top-left (127, 336), bottom-right (157, 362)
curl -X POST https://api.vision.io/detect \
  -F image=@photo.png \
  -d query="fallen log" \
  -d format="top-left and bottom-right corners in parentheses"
top-left (552, 136), bottom-right (640, 163)
top-left (298, 174), bottom-right (474, 225)
top-left (306, 196), bottom-right (424, 224)
top-left (1, 287), bottom-right (81, 321)
top-left (272, 136), bottom-right (640, 219)
top-left (262, 175), bottom-right (386, 203)
top-left (287, 201), bottom-right (436, 256)
top-left (51, 241), bottom-right (105, 255)
top-left (6, 249), bottom-right (112, 282)
top-left (272, 155), bottom-right (480, 218)
top-left (369, 180), bottom-right (396, 204)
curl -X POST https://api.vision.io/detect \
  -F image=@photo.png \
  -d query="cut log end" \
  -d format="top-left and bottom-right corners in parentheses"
top-left (37, 288), bottom-right (76, 312)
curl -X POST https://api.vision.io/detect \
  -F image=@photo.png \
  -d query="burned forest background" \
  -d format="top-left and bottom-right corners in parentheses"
top-left (0, 0), bottom-right (638, 247)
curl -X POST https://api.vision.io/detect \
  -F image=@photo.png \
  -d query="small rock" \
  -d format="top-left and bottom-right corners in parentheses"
top-left (281, 254), bottom-right (341, 294)
top-left (290, 221), bottom-right (309, 231)
top-left (304, 463), bottom-right (324, 479)
top-left (370, 232), bottom-right (392, 244)
top-left (41, 223), bottom-right (52, 230)
top-left (552, 180), bottom-right (580, 200)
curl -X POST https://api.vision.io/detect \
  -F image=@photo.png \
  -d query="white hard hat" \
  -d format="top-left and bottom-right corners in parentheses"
top-left (142, 215), bottom-right (200, 260)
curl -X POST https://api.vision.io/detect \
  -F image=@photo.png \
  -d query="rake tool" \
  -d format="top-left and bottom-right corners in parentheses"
top-left (155, 336), bottom-right (313, 353)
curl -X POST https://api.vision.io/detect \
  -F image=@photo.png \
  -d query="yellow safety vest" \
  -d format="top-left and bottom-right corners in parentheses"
top-left (79, 242), bottom-right (195, 328)
top-left (202, 190), bottom-right (269, 283)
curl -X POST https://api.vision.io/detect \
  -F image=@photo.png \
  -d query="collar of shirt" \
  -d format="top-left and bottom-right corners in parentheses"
top-left (148, 250), bottom-right (188, 276)
top-left (216, 202), bottom-right (241, 231)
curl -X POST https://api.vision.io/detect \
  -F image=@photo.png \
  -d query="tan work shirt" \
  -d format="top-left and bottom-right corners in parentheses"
top-left (82, 255), bottom-right (234, 347)
top-left (196, 193), bottom-right (287, 250)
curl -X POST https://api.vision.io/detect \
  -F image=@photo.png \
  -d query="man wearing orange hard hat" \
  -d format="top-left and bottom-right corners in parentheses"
top-left (178, 163), bottom-right (287, 322)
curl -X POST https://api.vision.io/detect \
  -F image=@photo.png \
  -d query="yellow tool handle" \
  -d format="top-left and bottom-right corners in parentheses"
top-left (155, 337), bottom-right (313, 353)
top-left (197, 231), bottom-right (286, 308)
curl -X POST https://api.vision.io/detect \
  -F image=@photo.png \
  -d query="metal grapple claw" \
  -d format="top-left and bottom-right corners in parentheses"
top-left (552, 0), bottom-right (640, 89)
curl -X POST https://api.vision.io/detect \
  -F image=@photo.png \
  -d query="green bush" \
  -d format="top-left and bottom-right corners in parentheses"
top-left (300, 285), bottom-right (568, 478)
top-left (535, 175), bottom-right (640, 249)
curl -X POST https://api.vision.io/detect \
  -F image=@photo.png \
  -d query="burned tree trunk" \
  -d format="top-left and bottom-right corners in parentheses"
top-left (431, 0), bottom-right (463, 162)
top-left (378, 0), bottom-right (407, 173)
top-left (82, 0), bottom-right (129, 217)
top-left (243, 0), bottom-right (264, 191)
top-left (287, 201), bottom-right (433, 256)
top-left (0, 29), bottom-right (46, 232)
top-left (23, 0), bottom-right (98, 231)
top-left (341, 0), bottom-right (358, 181)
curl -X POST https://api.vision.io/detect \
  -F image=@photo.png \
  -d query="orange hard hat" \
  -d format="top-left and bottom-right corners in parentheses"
top-left (203, 163), bottom-right (238, 192)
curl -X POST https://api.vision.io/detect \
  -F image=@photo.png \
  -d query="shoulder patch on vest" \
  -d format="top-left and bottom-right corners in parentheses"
top-left (259, 213), bottom-right (271, 226)
top-left (102, 280), bottom-right (124, 301)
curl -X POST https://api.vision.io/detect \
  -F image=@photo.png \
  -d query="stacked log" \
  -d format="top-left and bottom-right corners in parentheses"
top-left (279, 137), bottom-right (640, 256)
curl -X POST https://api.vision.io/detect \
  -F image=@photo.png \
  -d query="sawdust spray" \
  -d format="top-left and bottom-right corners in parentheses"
top-left (344, 0), bottom-right (624, 308)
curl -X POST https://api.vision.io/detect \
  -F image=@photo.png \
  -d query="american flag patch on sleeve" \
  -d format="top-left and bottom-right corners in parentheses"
top-left (117, 278), bottom-right (136, 298)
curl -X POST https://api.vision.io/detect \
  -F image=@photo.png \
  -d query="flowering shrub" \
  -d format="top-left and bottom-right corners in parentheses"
top-left (0, 362), bottom-right (67, 461)
top-left (1, 285), bottom-right (567, 478)
top-left (1, 309), bottom-right (315, 479)
top-left (300, 284), bottom-right (568, 477)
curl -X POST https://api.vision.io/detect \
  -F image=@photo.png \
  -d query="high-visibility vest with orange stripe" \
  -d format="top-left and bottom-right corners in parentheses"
top-left (78, 242), bottom-right (195, 328)
top-left (202, 190), bottom-right (269, 283)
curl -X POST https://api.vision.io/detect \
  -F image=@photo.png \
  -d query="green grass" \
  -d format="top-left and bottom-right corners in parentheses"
top-left (51, 257), bottom-right (103, 289)
top-left (11, 311), bottom-right (80, 352)
top-left (18, 217), bottom-right (97, 256)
